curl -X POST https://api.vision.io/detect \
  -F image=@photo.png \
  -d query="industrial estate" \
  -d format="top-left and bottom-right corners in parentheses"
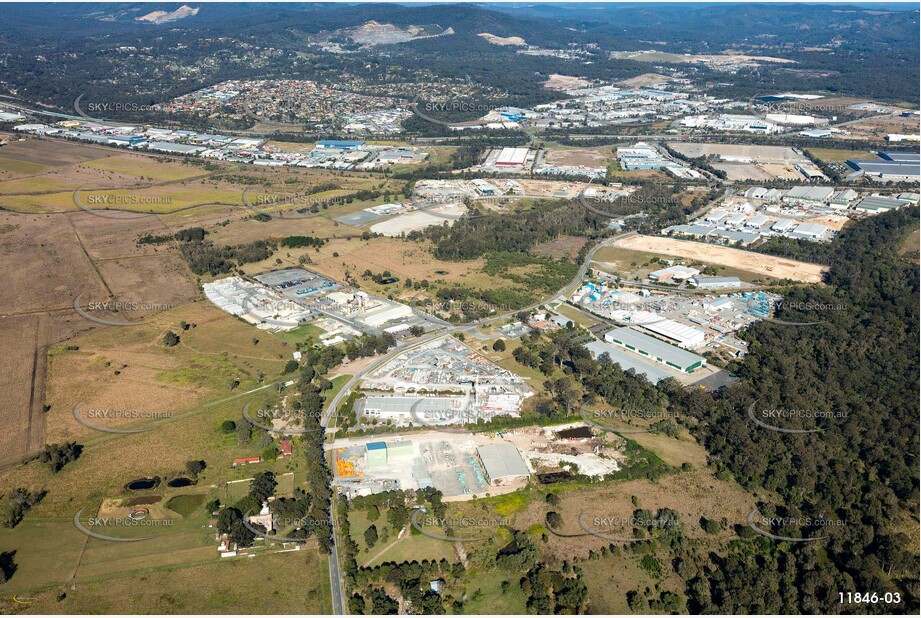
top-left (0, 2), bottom-right (917, 617)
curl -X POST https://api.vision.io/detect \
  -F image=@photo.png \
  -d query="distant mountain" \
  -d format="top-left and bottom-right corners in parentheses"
top-left (483, 2), bottom-right (920, 51)
top-left (136, 5), bottom-right (199, 24)
top-left (0, 2), bottom-right (915, 106)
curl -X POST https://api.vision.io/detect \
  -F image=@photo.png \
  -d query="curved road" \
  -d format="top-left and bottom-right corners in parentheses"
top-left (320, 228), bottom-right (625, 614)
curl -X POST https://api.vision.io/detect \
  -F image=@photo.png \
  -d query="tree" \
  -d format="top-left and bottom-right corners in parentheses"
top-left (369, 588), bottom-right (399, 614)
top-left (185, 460), bottom-right (206, 477)
top-left (348, 594), bottom-right (366, 615)
top-left (387, 503), bottom-right (409, 531)
top-left (492, 339), bottom-right (506, 352)
top-left (39, 442), bottom-right (82, 473)
top-left (217, 507), bottom-right (242, 534)
top-left (1, 489), bottom-right (45, 529)
top-left (364, 524), bottom-right (379, 549)
top-left (249, 471), bottom-right (277, 503)
top-left (367, 504), bottom-right (380, 522)
top-left (409, 325), bottom-right (425, 337)
top-left (700, 517), bottom-right (721, 534)
top-left (162, 331), bottom-right (180, 347)
top-left (546, 511), bottom-right (563, 529)
top-left (0, 551), bottom-right (16, 584)
top-left (236, 417), bottom-right (254, 443)
top-left (546, 493), bottom-right (561, 507)
top-left (627, 591), bottom-right (647, 612)
top-left (283, 360), bottom-right (299, 374)
top-left (220, 420), bottom-right (236, 434)
top-left (217, 507), bottom-right (256, 548)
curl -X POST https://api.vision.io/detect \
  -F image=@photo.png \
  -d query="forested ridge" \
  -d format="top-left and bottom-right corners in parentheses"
top-left (662, 206), bottom-right (920, 612)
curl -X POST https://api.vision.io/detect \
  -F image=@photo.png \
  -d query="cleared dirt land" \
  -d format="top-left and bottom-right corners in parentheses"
top-left (668, 142), bottom-right (804, 163)
top-left (544, 147), bottom-right (611, 168)
top-left (612, 235), bottom-right (828, 283)
top-left (542, 73), bottom-right (591, 90)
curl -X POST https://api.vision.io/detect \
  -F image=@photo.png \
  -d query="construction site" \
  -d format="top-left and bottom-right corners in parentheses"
top-left (667, 142), bottom-right (827, 181)
top-left (500, 423), bottom-right (622, 480)
top-left (329, 421), bottom-right (622, 499)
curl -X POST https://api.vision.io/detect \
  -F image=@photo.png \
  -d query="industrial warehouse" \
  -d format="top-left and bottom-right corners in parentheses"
top-left (328, 421), bottom-right (622, 499)
top-left (204, 268), bottom-right (437, 339)
top-left (328, 432), bottom-right (532, 499)
top-left (570, 275), bottom-right (779, 364)
top-left (665, 186), bottom-right (918, 248)
top-left (604, 327), bottom-right (706, 373)
top-left (847, 151), bottom-right (921, 182)
top-left (359, 336), bottom-right (534, 426)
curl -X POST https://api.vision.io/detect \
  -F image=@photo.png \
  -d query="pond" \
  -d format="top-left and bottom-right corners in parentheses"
top-left (167, 477), bottom-right (194, 488)
top-left (537, 471), bottom-right (573, 485)
top-left (125, 476), bottom-right (160, 491)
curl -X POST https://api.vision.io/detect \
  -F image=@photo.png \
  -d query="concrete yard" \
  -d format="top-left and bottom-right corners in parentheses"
top-left (370, 203), bottom-right (466, 236)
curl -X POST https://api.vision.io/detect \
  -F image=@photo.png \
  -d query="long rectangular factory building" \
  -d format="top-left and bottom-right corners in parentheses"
top-left (604, 327), bottom-right (706, 373)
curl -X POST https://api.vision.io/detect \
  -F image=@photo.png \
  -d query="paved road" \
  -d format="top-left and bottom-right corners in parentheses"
top-left (318, 229), bottom-right (626, 614)
top-left (327, 501), bottom-right (346, 616)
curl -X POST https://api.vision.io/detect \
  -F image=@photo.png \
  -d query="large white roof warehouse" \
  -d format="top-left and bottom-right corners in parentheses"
top-left (495, 147), bottom-right (529, 166)
top-left (616, 310), bottom-right (706, 348)
top-left (604, 327), bottom-right (706, 373)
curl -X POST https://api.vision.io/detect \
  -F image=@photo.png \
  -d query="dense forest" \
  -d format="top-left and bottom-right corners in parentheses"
top-left (669, 206), bottom-right (920, 611)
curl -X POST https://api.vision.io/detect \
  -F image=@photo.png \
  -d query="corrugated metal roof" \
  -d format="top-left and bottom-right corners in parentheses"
top-left (605, 327), bottom-right (705, 371)
top-left (477, 444), bottom-right (529, 479)
top-left (855, 196), bottom-right (905, 211)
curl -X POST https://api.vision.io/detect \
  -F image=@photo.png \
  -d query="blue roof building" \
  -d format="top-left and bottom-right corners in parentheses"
top-left (316, 140), bottom-right (365, 150)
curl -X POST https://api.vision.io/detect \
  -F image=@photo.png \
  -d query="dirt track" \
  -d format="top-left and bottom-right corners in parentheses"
top-left (614, 235), bottom-right (828, 283)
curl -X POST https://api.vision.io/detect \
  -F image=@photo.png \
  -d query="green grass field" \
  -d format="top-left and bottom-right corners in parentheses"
top-left (0, 156), bottom-right (52, 174)
top-left (0, 549), bottom-right (330, 614)
top-left (458, 567), bottom-right (528, 614)
top-left (365, 527), bottom-right (456, 567)
top-left (808, 147), bottom-right (878, 163)
top-left (273, 322), bottom-right (326, 347)
top-left (79, 156), bottom-right (206, 181)
top-left (164, 493), bottom-right (206, 517)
